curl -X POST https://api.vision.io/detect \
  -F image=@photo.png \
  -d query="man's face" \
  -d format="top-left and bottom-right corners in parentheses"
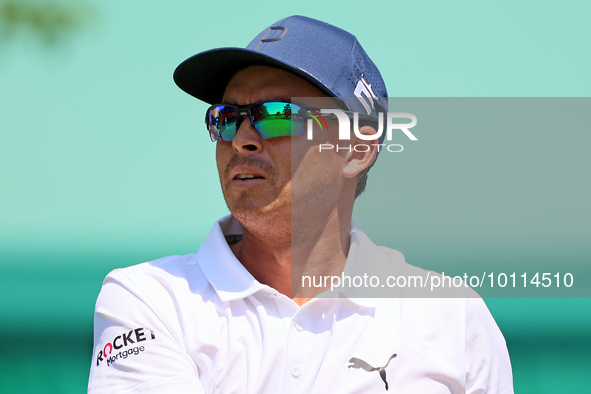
top-left (217, 65), bottom-right (350, 230)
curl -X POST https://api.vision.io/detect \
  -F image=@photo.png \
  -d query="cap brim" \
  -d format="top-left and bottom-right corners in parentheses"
top-left (173, 48), bottom-right (336, 104)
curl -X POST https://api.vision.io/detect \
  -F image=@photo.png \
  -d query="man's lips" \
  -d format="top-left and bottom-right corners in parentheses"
top-left (224, 155), bottom-right (277, 187)
top-left (230, 166), bottom-right (266, 184)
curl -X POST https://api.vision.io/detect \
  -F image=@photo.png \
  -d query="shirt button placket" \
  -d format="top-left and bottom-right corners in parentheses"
top-left (291, 364), bottom-right (302, 378)
top-left (282, 312), bottom-right (307, 391)
top-left (290, 320), bottom-right (304, 379)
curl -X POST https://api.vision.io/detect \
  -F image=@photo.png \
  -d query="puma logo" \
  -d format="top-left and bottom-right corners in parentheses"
top-left (348, 353), bottom-right (397, 391)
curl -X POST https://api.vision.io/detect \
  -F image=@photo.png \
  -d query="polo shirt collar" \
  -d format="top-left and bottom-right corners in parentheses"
top-left (196, 215), bottom-right (385, 308)
top-left (319, 220), bottom-right (379, 309)
top-left (195, 215), bottom-right (269, 303)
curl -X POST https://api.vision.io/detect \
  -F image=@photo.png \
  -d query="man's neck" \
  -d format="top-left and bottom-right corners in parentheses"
top-left (230, 209), bottom-right (352, 301)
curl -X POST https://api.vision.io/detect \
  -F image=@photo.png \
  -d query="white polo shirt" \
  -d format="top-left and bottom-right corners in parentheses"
top-left (88, 215), bottom-right (513, 393)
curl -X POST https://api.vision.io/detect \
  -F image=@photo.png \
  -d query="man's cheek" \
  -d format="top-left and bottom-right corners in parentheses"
top-left (216, 143), bottom-right (232, 176)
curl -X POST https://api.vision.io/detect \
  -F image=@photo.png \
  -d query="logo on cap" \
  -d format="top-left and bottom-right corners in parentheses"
top-left (354, 77), bottom-right (378, 115)
top-left (254, 26), bottom-right (289, 51)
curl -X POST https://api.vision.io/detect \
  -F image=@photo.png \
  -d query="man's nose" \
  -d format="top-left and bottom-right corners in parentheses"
top-left (232, 116), bottom-right (263, 153)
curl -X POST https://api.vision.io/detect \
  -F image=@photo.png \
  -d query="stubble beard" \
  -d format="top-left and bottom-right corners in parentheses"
top-left (221, 155), bottom-right (291, 242)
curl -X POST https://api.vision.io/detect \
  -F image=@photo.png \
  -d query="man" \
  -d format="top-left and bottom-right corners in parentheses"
top-left (88, 16), bottom-right (513, 393)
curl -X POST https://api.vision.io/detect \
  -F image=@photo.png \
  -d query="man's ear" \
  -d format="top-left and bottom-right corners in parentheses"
top-left (342, 125), bottom-right (379, 179)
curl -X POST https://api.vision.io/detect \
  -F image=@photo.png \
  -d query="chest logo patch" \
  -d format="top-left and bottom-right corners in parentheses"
top-left (348, 353), bottom-right (397, 391)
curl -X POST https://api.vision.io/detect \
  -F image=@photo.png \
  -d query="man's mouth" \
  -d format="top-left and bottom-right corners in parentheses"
top-left (235, 174), bottom-right (264, 180)
top-left (226, 159), bottom-right (275, 186)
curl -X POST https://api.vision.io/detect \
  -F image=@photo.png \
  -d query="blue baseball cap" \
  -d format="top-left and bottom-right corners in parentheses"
top-left (173, 15), bottom-right (388, 118)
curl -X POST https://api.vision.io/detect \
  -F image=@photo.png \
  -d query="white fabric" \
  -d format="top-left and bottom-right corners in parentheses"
top-left (88, 215), bottom-right (513, 393)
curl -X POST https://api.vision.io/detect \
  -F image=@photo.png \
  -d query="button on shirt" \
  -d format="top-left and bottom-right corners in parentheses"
top-left (88, 215), bottom-right (513, 393)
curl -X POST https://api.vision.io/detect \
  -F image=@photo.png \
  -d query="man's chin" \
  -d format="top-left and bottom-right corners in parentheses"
top-left (227, 197), bottom-right (290, 225)
top-left (228, 199), bottom-right (281, 216)
top-left (223, 184), bottom-right (285, 211)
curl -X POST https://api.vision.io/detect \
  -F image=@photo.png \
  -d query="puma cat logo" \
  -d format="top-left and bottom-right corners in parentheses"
top-left (348, 353), bottom-right (397, 391)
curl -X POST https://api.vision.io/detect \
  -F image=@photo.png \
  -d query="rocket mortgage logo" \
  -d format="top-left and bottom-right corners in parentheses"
top-left (96, 327), bottom-right (156, 367)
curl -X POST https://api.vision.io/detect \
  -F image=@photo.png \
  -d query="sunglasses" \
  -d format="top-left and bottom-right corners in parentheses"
top-left (205, 101), bottom-right (311, 142)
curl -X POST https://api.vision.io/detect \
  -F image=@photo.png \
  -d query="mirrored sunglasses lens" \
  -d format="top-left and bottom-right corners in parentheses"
top-left (208, 105), bottom-right (238, 141)
top-left (253, 102), bottom-right (305, 139)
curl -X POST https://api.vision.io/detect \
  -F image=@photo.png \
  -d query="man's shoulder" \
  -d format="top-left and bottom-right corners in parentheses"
top-left (370, 243), bottom-right (481, 300)
top-left (111, 253), bottom-right (198, 276)
top-left (102, 253), bottom-right (209, 295)
top-left (94, 253), bottom-right (220, 328)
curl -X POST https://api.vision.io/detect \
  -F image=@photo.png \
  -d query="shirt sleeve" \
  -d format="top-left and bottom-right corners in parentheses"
top-left (88, 268), bottom-right (205, 394)
top-left (464, 297), bottom-right (514, 394)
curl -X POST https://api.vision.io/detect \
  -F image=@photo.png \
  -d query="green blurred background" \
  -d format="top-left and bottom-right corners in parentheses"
top-left (1, 0), bottom-right (589, 392)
